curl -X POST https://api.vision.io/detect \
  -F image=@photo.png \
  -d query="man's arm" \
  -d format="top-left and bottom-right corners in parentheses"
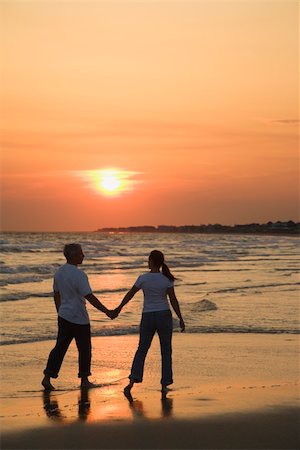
top-left (85, 293), bottom-right (111, 316)
top-left (54, 291), bottom-right (61, 313)
top-left (167, 287), bottom-right (185, 332)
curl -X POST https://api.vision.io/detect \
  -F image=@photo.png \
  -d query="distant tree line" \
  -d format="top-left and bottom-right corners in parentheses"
top-left (96, 221), bottom-right (299, 235)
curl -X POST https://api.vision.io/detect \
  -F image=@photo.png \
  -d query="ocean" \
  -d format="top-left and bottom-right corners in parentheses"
top-left (1, 232), bottom-right (299, 347)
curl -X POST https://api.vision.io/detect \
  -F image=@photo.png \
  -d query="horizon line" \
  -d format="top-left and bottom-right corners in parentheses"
top-left (1, 219), bottom-right (299, 234)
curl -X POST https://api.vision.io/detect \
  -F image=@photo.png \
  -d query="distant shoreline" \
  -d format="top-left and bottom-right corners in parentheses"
top-left (96, 231), bottom-right (299, 237)
top-left (96, 221), bottom-right (300, 236)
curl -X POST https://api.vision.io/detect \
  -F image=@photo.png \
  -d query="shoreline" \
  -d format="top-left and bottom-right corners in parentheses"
top-left (1, 329), bottom-right (300, 348)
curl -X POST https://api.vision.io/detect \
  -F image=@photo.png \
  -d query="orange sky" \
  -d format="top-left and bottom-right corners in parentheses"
top-left (1, 1), bottom-right (299, 231)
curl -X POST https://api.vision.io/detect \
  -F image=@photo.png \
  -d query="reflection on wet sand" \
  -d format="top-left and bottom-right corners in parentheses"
top-left (78, 388), bottom-right (91, 421)
top-left (43, 389), bottom-right (174, 424)
top-left (123, 389), bottom-right (174, 419)
top-left (43, 388), bottom-right (91, 423)
top-left (161, 394), bottom-right (173, 418)
top-left (43, 391), bottom-right (64, 422)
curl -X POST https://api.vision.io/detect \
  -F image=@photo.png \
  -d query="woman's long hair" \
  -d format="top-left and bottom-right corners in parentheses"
top-left (149, 250), bottom-right (175, 281)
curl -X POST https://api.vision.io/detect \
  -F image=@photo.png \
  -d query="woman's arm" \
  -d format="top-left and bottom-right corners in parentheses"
top-left (115, 285), bottom-right (140, 315)
top-left (167, 287), bottom-right (185, 332)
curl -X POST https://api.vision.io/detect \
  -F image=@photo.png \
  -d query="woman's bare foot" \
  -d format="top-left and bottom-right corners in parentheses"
top-left (42, 376), bottom-right (55, 391)
top-left (123, 380), bottom-right (134, 399)
top-left (161, 385), bottom-right (172, 395)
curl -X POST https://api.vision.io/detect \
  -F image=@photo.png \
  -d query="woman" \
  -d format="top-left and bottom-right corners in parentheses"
top-left (114, 250), bottom-right (185, 395)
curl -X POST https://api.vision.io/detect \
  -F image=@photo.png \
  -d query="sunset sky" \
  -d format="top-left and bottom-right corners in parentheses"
top-left (1, 0), bottom-right (299, 231)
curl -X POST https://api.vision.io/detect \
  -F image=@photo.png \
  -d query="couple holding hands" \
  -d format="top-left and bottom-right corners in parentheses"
top-left (42, 243), bottom-right (185, 395)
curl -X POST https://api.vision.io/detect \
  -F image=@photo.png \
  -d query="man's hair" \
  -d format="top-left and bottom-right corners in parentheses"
top-left (63, 243), bottom-right (82, 260)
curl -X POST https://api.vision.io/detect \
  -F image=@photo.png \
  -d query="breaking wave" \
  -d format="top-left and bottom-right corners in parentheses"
top-left (191, 299), bottom-right (218, 312)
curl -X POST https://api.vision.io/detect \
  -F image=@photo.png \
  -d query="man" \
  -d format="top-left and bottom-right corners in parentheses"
top-left (42, 243), bottom-right (115, 390)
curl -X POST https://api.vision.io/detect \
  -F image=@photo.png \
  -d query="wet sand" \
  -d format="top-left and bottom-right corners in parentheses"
top-left (1, 334), bottom-right (299, 449)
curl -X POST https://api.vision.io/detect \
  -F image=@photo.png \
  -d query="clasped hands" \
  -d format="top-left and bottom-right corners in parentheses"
top-left (106, 307), bottom-right (121, 320)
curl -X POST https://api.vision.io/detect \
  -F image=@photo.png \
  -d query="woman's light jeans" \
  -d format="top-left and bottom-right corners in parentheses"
top-left (129, 309), bottom-right (173, 386)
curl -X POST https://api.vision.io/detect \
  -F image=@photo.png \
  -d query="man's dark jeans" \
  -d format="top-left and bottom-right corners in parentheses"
top-left (130, 310), bottom-right (173, 386)
top-left (44, 316), bottom-right (91, 379)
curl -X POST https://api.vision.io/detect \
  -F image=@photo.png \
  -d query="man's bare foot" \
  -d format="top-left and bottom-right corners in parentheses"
top-left (80, 379), bottom-right (98, 389)
top-left (42, 376), bottom-right (55, 391)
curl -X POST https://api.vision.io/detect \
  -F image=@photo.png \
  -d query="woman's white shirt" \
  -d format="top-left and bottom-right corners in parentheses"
top-left (134, 272), bottom-right (174, 313)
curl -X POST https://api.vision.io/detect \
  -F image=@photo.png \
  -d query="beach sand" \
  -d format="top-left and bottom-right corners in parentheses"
top-left (1, 333), bottom-right (299, 449)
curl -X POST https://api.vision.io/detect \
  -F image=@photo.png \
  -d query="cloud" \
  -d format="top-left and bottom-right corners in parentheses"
top-left (270, 119), bottom-right (299, 125)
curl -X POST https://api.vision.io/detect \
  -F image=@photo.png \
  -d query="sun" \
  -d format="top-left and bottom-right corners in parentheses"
top-left (100, 172), bottom-right (122, 193)
top-left (96, 169), bottom-right (123, 196)
top-left (76, 168), bottom-right (140, 197)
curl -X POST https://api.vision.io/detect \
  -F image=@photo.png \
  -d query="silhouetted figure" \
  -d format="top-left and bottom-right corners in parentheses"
top-left (114, 250), bottom-right (185, 395)
top-left (42, 244), bottom-right (115, 390)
